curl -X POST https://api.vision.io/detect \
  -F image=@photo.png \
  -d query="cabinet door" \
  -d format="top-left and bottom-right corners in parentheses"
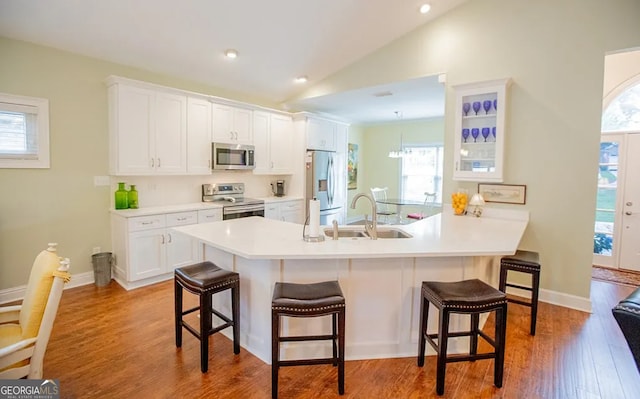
top-left (264, 203), bottom-right (280, 220)
top-left (166, 229), bottom-right (200, 271)
top-left (198, 208), bottom-right (222, 223)
top-left (128, 228), bottom-right (165, 281)
top-left (307, 118), bottom-right (336, 151)
top-left (280, 200), bottom-right (304, 223)
top-left (269, 114), bottom-right (294, 174)
top-left (252, 111), bottom-right (271, 173)
top-left (113, 85), bottom-right (155, 174)
top-left (233, 107), bottom-right (253, 144)
top-left (155, 92), bottom-right (187, 174)
top-left (453, 78), bottom-right (510, 182)
top-left (187, 96), bottom-right (212, 174)
top-left (212, 104), bottom-right (235, 143)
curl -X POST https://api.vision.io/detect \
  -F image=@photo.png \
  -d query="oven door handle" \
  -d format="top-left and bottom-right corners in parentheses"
top-left (224, 204), bottom-right (265, 215)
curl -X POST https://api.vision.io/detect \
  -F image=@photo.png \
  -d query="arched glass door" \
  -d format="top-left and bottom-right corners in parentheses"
top-left (595, 79), bottom-right (640, 270)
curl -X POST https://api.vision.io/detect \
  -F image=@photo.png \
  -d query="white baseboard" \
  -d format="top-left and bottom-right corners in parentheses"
top-left (507, 286), bottom-right (592, 313)
top-left (0, 271), bottom-right (95, 305)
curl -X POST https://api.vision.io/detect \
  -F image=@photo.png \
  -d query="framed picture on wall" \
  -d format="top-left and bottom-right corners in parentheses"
top-left (348, 143), bottom-right (358, 190)
top-left (478, 183), bottom-right (526, 204)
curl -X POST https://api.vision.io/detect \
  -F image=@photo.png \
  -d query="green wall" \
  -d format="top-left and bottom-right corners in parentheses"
top-left (0, 37), bottom-right (277, 290)
top-left (297, 0), bottom-right (640, 300)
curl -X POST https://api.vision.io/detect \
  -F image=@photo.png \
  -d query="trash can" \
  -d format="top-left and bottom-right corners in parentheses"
top-left (91, 252), bottom-right (113, 287)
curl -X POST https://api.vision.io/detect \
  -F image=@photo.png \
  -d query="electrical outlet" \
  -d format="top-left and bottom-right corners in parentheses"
top-left (92, 247), bottom-right (101, 254)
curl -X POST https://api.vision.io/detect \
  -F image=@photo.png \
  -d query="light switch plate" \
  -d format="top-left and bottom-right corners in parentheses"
top-left (94, 176), bottom-right (110, 186)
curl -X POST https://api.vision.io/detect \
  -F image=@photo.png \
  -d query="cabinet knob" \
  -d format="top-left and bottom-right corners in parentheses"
top-left (625, 211), bottom-right (632, 216)
top-left (626, 202), bottom-right (633, 206)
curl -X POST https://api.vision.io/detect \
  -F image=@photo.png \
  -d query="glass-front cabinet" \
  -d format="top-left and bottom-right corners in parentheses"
top-left (453, 78), bottom-right (511, 182)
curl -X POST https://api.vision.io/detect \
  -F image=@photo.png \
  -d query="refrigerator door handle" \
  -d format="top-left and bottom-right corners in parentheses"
top-left (327, 154), bottom-right (334, 206)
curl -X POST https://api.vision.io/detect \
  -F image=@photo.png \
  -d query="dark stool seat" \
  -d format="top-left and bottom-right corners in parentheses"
top-left (175, 261), bottom-right (240, 373)
top-left (499, 250), bottom-right (541, 335)
top-left (272, 281), bottom-right (345, 399)
top-left (417, 279), bottom-right (507, 396)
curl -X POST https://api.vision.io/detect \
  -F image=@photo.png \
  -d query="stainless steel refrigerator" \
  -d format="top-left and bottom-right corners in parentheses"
top-left (305, 150), bottom-right (345, 225)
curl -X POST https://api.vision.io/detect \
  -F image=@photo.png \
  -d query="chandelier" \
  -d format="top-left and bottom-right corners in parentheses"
top-left (388, 111), bottom-right (411, 158)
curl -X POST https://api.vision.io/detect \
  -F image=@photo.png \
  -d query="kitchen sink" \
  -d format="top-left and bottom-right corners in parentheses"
top-left (375, 228), bottom-right (412, 239)
top-left (323, 228), bottom-right (367, 238)
top-left (323, 227), bottom-right (411, 239)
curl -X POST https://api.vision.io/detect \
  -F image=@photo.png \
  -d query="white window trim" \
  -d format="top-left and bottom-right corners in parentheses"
top-left (0, 92), bottom-right (50, 169)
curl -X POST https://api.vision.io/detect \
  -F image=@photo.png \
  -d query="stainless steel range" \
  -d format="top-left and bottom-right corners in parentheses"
top-left (202, 183), bottom-right (265, 220)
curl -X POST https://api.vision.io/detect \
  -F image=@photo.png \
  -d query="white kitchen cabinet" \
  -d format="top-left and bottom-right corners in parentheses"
top-left (186, 96), bottom-right (213, 174)
top-left (212, 103), bottom-right (252, 145)
top-left (108, 79), bottom-right (187, 175)
top-left (264, 200), bottom-right (304, 223)
top-left (306, 117), bottom-right (336, 151)
top-left (453, 78), bottom-right (511, 182)
top-left (198, 208), bottom-right (223, 223)
top-left (253, 111), bottom-right (294, 174)
top-left (111, 211), bottom-right (201, 289)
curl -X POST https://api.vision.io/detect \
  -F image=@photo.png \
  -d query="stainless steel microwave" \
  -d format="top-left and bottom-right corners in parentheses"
top-left (212, 143), bottom-right (255, 170)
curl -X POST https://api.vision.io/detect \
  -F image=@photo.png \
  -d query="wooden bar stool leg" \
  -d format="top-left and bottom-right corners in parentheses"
top-left (175, 279), bottom-right (183, 348)
top-left (232, 283), bottom-right (241, 354)
top-left (436, 309), bottom-right (450, 396)
top-left (271, 311), bottom-right (280, 399)
top-left (417, 295), bottom-right (429, 366)
top-left (332, 313), bottom-right (338, 366)
top-left (494, 304), bottom-right (507, 387)
top-left (531, 270), bottom-right (540, 335)
top-left (200, 292), bottom-right (212, 373)
top-left (470, 313), bottom-right (479, 358)
top-left (338, 308), bottom-right (345, 395)
top-left (499, 265), bottom-right (508, 292)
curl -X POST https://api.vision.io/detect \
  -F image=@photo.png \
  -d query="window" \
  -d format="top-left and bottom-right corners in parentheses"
top-left (400, 145), bottom-right (443, 203)
top-left (0, 93), bottom-right (50, 168)
top-left (602, 80), bottom-right (640, 132)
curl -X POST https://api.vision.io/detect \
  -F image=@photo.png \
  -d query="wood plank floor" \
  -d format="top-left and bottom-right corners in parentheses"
top-left (42, 279), bottom-right (640, 398)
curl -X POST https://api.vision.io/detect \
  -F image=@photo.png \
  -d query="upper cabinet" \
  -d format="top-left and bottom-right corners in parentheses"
top-left (108, 79), bottom-right (187, 175)
top-left (253, 111), bottom-right (294, 174)
top-left (212, 103), bottom-right (253, 145)
top-left (453, 78), bottom-right (511, 182)
top-left (306, 117), bottom-right (337, 151)
top-left (186, 96), bottom-right (213, 175)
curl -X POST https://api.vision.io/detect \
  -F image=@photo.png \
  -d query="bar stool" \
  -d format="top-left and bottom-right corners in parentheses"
top-left (417, 279), bottom-right (507, 396)
top-left (271, 280), bottom-right (346, 399)
top-left (499, 250), bottom-right (541, 335)
top-left (174, 261), bottom-right (240, 373)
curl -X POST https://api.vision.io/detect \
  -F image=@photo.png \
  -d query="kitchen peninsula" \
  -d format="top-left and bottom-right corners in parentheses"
top-left (171, 210), bottom-right (528, 364)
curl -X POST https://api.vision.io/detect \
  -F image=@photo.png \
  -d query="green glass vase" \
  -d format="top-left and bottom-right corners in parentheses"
top-left (115, 182), bottom-right (129, 210)
top-left (128, 185), bottom-right (139, 209)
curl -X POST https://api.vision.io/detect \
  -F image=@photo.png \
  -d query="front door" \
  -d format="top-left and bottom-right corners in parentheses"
top-left (594, 133), bottom-right (640, 271)
top-left (618, 133), bottom-right (640, 271)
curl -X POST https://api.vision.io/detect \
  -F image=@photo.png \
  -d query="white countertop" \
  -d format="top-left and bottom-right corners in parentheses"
top-left (109, 196), bottom-right (304, 218)
top-left (171, 210), bottom-right (529, 260)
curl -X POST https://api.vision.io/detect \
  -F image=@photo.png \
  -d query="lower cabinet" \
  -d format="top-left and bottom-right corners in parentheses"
top-left (264, 200), bottom-right (304, 223)
top-left (111, 208), bottom-right (223, 289)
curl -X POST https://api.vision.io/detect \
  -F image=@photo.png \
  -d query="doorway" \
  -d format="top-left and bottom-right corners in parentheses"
top-left (594, 53), bottom-right (640, 270)
top-left (594, 133), bottom-right (640, 272)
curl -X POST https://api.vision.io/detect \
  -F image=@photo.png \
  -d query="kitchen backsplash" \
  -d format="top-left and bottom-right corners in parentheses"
top-left (109, 173), bottom-right (297, 208)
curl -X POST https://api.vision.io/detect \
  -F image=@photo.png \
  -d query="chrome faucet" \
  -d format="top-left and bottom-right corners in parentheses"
top-left (350, 193), bottom-right (378, 240)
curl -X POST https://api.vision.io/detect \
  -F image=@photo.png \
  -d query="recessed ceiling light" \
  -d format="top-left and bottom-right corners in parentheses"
top-left (295, 76), bottom-right (308, 84)
top-left (419, 4), bottom-right (431, 14)
top-left (225, 49), bottom-right (238, 59)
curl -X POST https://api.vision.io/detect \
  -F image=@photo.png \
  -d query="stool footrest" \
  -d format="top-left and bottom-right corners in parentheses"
top-left (446, 352), bottom-right (497, 363)
top-left (507, 297), bottom-right (533, 307)
top-left (279, 358), bottom-right (336, 367)
top-left (280, 334), bottom-right (335, 342)
top-left (505, 282), bottom-right (533, 292)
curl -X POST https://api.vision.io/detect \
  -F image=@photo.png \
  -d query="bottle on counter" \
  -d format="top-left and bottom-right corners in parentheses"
top-left (115, 182), bottom-right (129, 210)
top-left (128, 184), bottom-right (139, 209)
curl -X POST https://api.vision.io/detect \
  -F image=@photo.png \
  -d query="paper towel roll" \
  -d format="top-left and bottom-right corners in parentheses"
top-left (309, 199), bottom-right (320, 238)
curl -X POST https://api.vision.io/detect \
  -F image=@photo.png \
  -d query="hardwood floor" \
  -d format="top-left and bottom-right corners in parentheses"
top-left (42, 279), bottom-right (640, 398)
